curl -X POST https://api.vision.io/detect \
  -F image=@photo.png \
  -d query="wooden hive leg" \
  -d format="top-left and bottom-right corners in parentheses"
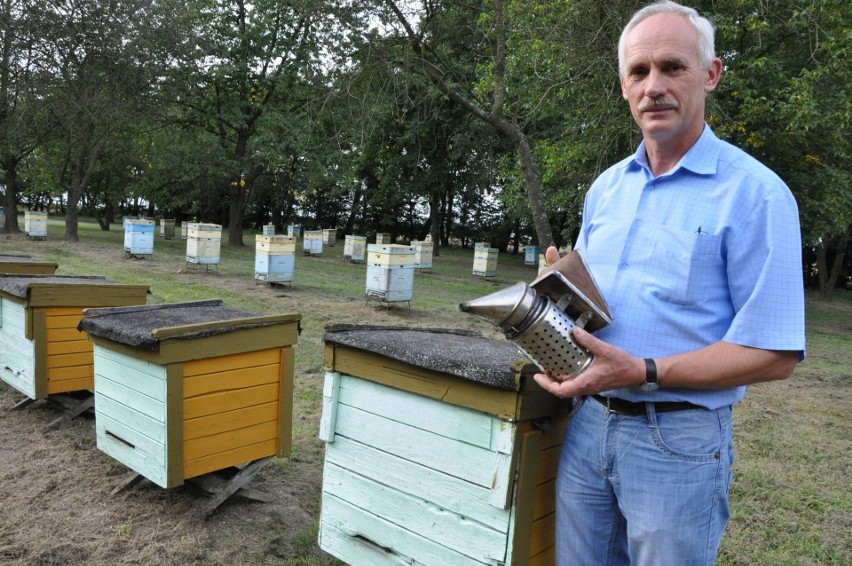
top-left (43, 393), bottom-right (95, 432)
top-left (202, 456), bottom-right (275, 517)
top-left (8, 397), bottom-right (36, 411)
top-left (110, 472), bottom-right (146, 496)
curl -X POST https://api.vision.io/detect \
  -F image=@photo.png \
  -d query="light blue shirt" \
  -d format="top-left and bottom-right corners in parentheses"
top-left (575, 125), bottom-right (806, 409)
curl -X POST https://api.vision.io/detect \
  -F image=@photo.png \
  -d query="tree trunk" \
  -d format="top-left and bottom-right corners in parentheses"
top-left (817, 224), bottom-right (852, 301)
top-left (429, 192), bottom-right (441, 257)
top-left (3, 165), bottom-right (21, 233)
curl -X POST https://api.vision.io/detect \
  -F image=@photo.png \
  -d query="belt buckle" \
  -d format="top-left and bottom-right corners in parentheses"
top-left (605, 397), bottom-right (623, 414)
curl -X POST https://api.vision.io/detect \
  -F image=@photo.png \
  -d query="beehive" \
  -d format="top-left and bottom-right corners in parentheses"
top-left (319, 326), bottom-right (568, 565)
top-left (414, 241), bottom-right (433, 271)
top-left (78, 300), bottom-right (301, 489)
top-left (303, 231), bottom-right (324, 255)
top-left (473, 246), bottom-right (499, 277)
top-left (262, 224), bottom-right (276, 236)
top-left (186, 222), bottom-right (222, 265)
top-left (525, 246), bottom-right (541, 266)
top-left (322, 229), bottom-right (337, 247)
top-left (366, 244), bottom-right (415, 304)
top-left (255, 235), bottom-right (296, 284)
top-left (160, 218), bottom-right (176, 239)
top-left (343, 235), bottom-right (366, 262)
top-left (375, 233), bottom-right (391, 245)
top-left (0, 275), bottom-right (149, 400)
top-left (124, 218), bottom-right (155, 256)
top-left (24, 211), bottom-right (48, 238)
top-left (287, 224), bottom-right (301, 239)
top-left (0, 255), bottom-right (58, 275)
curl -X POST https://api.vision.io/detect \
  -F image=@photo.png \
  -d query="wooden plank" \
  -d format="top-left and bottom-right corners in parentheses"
top-left (165, 363), bottom-right (184, 488)
top-left (326, 345), bottom-right (521, 420)
top-left (507, 429), bottom-right (542, 566)
top-left (528, 544), bottom-right (556, 566)
top-left (319, 520), bottom-right (415, 566)
top-left (94, 349), bottom-right (166, 403)
top-left (278, 346), bottom-right (293, 457)
top-left (183, 383), bottom-right (279, 419)
top-left (25, 284), bottom-right (149, 308)
top-left (318, 371), bottom-right (341, 443)
top-left (333, 403), bottom-right (498, 488)
top-left (152, 314), bottom-right (301, 340)
top-left (45, 339), bottom-right (90, 356)
top-left (533, 478), bottom-right (557, 520)
top-left (96, 412), bottom-right (167, 488)
top-left (46, 375), bottom-right (90, 395)
top-left (95, 372), bottom-right (166, 421)
top-left (47, 364), bottom-right (91, 380)
top-left (32, 310), bottom-right (48, 399)
top-left (183, 363), bottom-right (279, 398)
top-left (322, 466), bottom-right (507, 564)
top-left (325, 436), bottom-right (510, 531)
top-left (183, 420), bottom-right (278, 461)
top-left (45, 351), bottom-right (91, 369)
top-left (184, 402), bottom-right (278, 441)
top-left (320, 498), bottom-right (488, 566)
top-left (95, 394), bottom-right (167, 445)
top-left (528, 511), bottom-right (556, 557)
top-left (45, 327), bottom-right (87, 342)
top-left (182, 348), bottom-right (281, 377)
top-left (184, 438), bottom-right (277, 480)
top-left (337, 374), bottom-right (495, 449)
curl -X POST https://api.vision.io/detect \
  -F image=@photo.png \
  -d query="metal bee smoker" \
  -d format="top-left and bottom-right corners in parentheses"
top-left (459, 251), bottom-right (612, 379)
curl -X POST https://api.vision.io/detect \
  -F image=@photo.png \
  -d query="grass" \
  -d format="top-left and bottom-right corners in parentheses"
top-left (2, 214), bottom-right (850, 565)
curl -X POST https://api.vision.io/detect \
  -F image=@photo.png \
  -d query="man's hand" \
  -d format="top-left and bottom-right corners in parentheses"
top-left (533, 326), bottom-right (644, 399)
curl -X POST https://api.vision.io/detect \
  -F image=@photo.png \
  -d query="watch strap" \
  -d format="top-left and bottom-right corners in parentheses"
top-left (644, 358), bottom-right (658, 387)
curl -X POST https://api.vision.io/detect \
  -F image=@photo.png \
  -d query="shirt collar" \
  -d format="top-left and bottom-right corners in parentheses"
top-left (630, 124), bottom-right (721, 177)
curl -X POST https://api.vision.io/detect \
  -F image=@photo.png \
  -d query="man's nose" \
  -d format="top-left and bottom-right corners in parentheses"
top-left (644, 68), bottom-right (667, 97)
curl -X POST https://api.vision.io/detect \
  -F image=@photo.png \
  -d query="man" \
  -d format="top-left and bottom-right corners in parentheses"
top-left (533, 1), bottom-right (805, 564)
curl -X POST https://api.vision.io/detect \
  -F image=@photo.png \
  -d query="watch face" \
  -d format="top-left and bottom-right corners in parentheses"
top-left (640, 382), bottom-right (659, 392)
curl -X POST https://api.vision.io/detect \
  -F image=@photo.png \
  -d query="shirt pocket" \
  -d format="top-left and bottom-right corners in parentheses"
top-left (644, 227), bottom-right (726, 306)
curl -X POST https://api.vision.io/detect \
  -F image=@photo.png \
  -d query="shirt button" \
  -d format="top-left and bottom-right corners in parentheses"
top-left (620, 263), bottom-right (628, 270)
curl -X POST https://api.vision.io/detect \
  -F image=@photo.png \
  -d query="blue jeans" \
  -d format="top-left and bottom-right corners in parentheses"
top-left (555, 397), bottom-right (734, 566)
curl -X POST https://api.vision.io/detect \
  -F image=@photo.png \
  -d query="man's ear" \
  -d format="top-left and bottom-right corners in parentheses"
top-left (705, 58), bottom-right (723, 93)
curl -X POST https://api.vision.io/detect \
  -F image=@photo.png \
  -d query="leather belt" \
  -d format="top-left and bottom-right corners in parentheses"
top-left (590, 394), bottom-right (704, 415)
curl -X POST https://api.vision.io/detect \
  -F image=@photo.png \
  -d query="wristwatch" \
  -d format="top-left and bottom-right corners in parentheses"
top-left (640, 358), bottom-right (659, 392)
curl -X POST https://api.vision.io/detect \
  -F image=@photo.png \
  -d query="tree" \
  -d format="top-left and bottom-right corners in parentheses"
top-left (712, 0), bottom-right (851, 299)
top-left (0, 0), bottom-right (50, 233)
top-left (166, 0), bottom-right (351, 246)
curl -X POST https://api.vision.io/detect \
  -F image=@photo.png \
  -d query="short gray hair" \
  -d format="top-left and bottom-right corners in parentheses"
top-left (618, 1), bottom-right (716, 76)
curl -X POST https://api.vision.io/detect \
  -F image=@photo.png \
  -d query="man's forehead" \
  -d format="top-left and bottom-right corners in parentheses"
top-left (623, 14), bottom-right (699, 63)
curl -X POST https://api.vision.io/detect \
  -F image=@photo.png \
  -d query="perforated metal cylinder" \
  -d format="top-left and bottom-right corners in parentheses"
top-left (511, 296), bottom-right (592, 379)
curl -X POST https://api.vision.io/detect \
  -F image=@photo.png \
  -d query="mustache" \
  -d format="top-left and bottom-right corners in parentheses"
top-left (638, 97), bottom-right (679, 112)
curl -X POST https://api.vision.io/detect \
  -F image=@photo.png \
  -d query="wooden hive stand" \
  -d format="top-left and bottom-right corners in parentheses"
top-left (78, 300), bottom-right (301, 515)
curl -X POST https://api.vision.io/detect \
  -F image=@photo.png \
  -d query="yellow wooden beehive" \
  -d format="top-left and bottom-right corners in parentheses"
top-left (78, 300), bottom-right (301, 488)
top-left (0, 275), bottom-right (149, 400)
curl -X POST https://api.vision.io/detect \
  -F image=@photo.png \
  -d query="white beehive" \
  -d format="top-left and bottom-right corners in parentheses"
top-left (473, 246), bottom-right (499, 278)
top-left (124, 218), bottom-right (155, 257)
top-left (255, 235), bottom-right (296, 284)
top-left (303, 231), bottom-right (324, 255)
top-left (186, 222), bottom-right (222, 265)
top-left (24, 211), bottom-right (48, 239)
top-left (344, 235), bottom-right (367, 262)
